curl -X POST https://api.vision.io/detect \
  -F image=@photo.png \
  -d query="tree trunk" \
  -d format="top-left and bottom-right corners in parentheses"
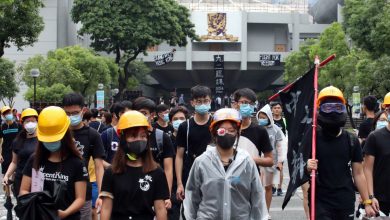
top-left (0, 40), bottom-right (5, 58)
top-left (117, 50), bottom-right (141, 101)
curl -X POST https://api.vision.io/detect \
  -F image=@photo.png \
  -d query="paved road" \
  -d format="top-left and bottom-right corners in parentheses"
top-left (0, 167), bottom-right (363, 220)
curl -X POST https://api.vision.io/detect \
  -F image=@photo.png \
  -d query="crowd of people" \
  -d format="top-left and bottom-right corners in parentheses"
top-left (0, 84), bottom-right (389, 220)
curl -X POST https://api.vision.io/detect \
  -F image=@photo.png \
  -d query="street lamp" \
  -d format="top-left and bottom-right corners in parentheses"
top-left (30, 69), bottom-right (40, 108)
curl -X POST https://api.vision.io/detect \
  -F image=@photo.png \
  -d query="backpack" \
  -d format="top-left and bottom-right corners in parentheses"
top-left (154, 128), bottom-right (164, 162)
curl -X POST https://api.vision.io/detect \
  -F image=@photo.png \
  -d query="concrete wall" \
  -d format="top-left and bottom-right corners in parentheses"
top-left (247, 23), bottom-right (288, 51)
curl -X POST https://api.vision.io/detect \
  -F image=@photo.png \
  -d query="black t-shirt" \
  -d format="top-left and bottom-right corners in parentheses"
top-left (313, 130), bottom-right (363, 209)
top-left (364, 127), bottom-right (390, 202)
top-left (176, 117), bottom-right (212, 157)
top-left (12, 137), bottom-right (38, 178)
top-left (101, 166), bottom-right (169, 220)
top-left (240, 122), bottom-right (273, 155)
top-left (0, 122), bottom-right (22, 161)
top-left (72, 126), bottom-right (105, 200)
top-left (153, 122), bottom-right (174, 137)
top-left (274, 118), bottom-right (287, 135)
top-left (149, 128), bottom-right (175, 168)
top-left (176, 117), bottom-right (212, 185)
top-left (89, 121), bottom-right (106, 134)
top-left (23, 155), bottom-right (88, 220)
top-left (358, 118), bottom-right (374, 140)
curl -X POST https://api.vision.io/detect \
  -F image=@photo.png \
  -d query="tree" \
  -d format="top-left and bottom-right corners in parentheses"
top-left (24, 83), bottom-right (73, 104)
top-left (123, 60), bottom-right (151, 91)
top-left (22, 46), bottom-right (118, 99)
top-left (71, 0), bottom-right (197, 98)
top-left (0, 0), bottom-right (44, 57)
top-left (284, 23), bottom-right (359, 97)
top-left (0, 58), bottom-right (19, 107)
top-left (344, 0), bottom-right (390, 57)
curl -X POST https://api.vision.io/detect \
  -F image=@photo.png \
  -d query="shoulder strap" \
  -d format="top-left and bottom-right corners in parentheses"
top-left (344, 130), bottom-right (357, 161)
top-left (282, 117), bottom-right (287, 127)
top-left (155, 128), bottom-right (164, 153)
top-left (186, 119), bottom-right (190, 156)
top-left (97, 122), bottom-right (102, 132)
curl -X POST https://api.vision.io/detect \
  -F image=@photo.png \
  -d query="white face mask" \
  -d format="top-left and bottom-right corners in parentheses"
top-left (24, 122), bottom-right (37, 135)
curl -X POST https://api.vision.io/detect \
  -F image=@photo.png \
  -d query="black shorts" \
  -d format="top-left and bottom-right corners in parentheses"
top-left (315, 205), bottom-right (354, 220)
top-left (1, 160), bottom-right (11, 175)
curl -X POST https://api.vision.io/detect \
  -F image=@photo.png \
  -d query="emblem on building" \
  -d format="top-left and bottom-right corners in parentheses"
top-left (200, 13), bottom-right (239, 42)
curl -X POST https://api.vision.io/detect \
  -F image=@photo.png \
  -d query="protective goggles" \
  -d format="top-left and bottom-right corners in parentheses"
top-left (320, 103), bottom-right (346, 114)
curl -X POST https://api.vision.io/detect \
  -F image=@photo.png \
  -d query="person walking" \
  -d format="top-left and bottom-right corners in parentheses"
top-left (307, 86), bottom-right (376, 219)
top-left (99, 110), bottom-right (169, 220)
top-left (184, 108), bottom-right (268, 220)
top-left (20, 106), bottom-right (88, 220)
top-left (2, 108), bottom-right (39, 197)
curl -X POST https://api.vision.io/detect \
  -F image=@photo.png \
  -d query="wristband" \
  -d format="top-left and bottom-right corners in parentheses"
top-left (363, 199), bottom-right (372, 205)
top-left (369, 195), bottom-right (375, 199)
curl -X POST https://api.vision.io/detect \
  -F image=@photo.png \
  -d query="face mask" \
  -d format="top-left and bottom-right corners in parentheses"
top-left (5, 114), bottom-right (13, 121)
top-left (318, 112), bottom-right (346, 137)
top-left (239, 104), bottom-right (254, 118)
top-left (24, 122), bottom-right (37, 135)
top-left (195, 104), bottom-right (210, 115)
top-left (163, 113), bottom-right (169, 122)
top-left (123, 140), bottom-right (148, 161)
top-left (258, 118), bottom-right (269, 126)
top-left (69, 114), bottom-right (82, 126)
top-left (43, 141), bottom-right (61, 152)
top-left (376, 121), bottom-right (388, 130)
top-left (216, 134), bottom-right (237, 150)
top-left (172, 119), bottom-right (185, 130)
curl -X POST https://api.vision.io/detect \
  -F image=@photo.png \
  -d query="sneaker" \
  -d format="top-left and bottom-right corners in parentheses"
top-left (272, 187), bottom-right (276, 195)
top-left (277, 188), bottom-right (284, 196)
top-left (268, 215), bottom-right (272, 220)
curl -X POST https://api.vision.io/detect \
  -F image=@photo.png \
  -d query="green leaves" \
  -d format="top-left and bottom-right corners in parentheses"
top-left (0, 58), bottom-right (18, 105)
top-left (0, 0), bottom-right (44, 57)
top-left (24, 83), bottom-right (73, 103)
top-left (22, 46), bottom-right (118, 100)
top-left (344, 0), bottom-right (390, 57)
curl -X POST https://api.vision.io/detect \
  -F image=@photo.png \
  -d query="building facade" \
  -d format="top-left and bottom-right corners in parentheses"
top-left (5, 0), bottom-right (340, 109)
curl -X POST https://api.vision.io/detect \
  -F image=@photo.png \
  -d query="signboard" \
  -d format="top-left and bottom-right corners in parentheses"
top-left (352, 92), bottom-right (361, 119)
top-left (96, 90), bottom-right (105, 109)
top-left (192, 12), bottom-right (241, 42)
top-left (259, 54), bottom-right (281, 67)
top-left (154, 49), bottom-right (175, 66)
top-left (214, 55), bottom-right (224, 96)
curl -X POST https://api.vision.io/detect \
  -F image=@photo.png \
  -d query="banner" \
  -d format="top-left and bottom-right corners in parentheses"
top-left (96, 90), bottom-right (105, 109)
top-left (214, 55), bottom-right (224, 96)
top-left (352, 92), bottom-right (361, 119)
top-left (259, 54), bottom-right (281, 67)
top-left (154, 50), bottom-right (175, 66)
top-left (280, 68), bottom-right (314, 209)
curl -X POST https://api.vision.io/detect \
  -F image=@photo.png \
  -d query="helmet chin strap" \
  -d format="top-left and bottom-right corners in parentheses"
top-left (126, 153), bottom-right (138, 161)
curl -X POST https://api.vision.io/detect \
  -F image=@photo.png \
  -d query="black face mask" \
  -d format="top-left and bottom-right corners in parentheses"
top-left (123, 140), bottom-right (148, 160)
top-left (318, 112), bottom-right (347, 137)
top-left (216, 134), bottom-right (237, 149)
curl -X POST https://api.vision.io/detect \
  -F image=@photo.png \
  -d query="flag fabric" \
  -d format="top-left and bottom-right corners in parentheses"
top-left (280, 68), bottom-right (315, 209)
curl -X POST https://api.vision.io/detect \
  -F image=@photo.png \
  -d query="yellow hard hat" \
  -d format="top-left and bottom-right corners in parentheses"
top-left (37, 106), bottom-right (70, 142)
top-left (1, 106), bottom-right (11, 115)
top-left (317, 86), bottom-right (346, 106)
top-left (116, 110), bottom-right (151, 136)
top-left (383, 92), bottom-right (390, 105)
top-left (21, 108), bottom-right (38, 121)
top-left (210, 108), bottom-right (241, 131)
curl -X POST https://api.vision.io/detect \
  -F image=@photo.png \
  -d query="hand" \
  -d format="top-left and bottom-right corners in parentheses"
top-left (2, 175), bottom-right (9, 186)
top-left (0, 156), bottom-right (3, 164)
top-left (58, 210), bottom-right (67, 219)
top-left (277, 162), bottom-right (283, 171)
top-left (371, 198), bottom-right (380, 213)
top-left (307, 159), bottom-right (318, 172)
top-left (95, 198), bottom-right (102, 214)
top-left (176, 183), bottom-right (185, 201)
top-left (164, 199), bottom-right (172, 209)
top-left (364, 204), bottom-right (376, 218)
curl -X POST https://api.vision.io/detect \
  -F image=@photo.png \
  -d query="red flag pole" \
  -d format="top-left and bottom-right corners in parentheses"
top-left (310, 54), bottom-right (336, 220)
top-left (310, 56), bottom-right (320, 220)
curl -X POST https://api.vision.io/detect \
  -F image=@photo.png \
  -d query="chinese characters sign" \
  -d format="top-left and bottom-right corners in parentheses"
top-left (214, 55), bottom-right (224, 96)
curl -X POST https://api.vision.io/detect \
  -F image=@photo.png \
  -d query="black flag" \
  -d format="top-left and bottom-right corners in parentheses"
top-left (280, 68), bottom-right (314, 209)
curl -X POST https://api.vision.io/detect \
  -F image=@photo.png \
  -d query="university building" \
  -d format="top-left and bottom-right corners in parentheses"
top-left (4, 0), bottom-right (342, 109)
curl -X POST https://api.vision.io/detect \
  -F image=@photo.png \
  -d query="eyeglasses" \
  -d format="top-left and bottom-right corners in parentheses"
top-left (320, 103), bottom-right (346, 114)
top-left (65, 111), bottom-right (81, 116)
top-left (194, 99), bottom-right (211, 105)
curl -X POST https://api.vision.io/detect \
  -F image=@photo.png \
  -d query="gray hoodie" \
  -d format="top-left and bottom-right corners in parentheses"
top-left (257, 104), bottom-right (287, 165)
